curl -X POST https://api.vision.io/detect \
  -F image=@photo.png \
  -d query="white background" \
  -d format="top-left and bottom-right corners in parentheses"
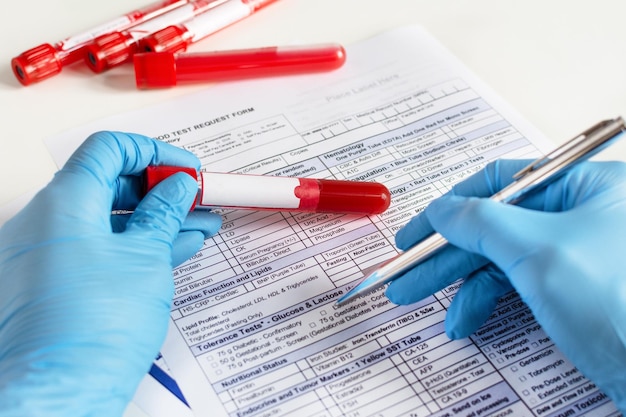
top-left (1, 1), bottom-right (625, 415)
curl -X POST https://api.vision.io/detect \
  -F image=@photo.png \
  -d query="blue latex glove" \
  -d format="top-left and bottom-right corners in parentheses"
top-left (386, 159), bottom-right (626, 411)
top-left (0, 132), bottom-right (222, 416)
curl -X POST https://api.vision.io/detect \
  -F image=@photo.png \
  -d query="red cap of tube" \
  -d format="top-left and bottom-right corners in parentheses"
top-left (134, 44), bottom-right (347, 89)
top-left (144, 165), bottom-right (199, 209)
top-left (11, 44), bottom-right (63, 86)
top-left (85, 32), bottom-right (136, 73)
top-left (140, 25), bottom-right (189, 53)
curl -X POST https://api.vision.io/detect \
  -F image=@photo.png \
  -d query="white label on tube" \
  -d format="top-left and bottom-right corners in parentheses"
top-left (199, 172), bottom-right (301, 209)
top-left (60, 16), bottom-right (133, 51)
top-left (126, 3), bottom-right (201, 41)
top-left (185, 2), bottom-right (250, 42)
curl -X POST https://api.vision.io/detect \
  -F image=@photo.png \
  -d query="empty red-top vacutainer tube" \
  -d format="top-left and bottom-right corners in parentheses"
top-left (133, 43), bottom-right (346, 89)
top-left (84, 0), bottom-right (223, 73)
top-left (140, 0), bottom-right (279, 54)
top-left (144, 166), bottom-right (391, 215)
top-left (11, 0), bottom-right (191, 85)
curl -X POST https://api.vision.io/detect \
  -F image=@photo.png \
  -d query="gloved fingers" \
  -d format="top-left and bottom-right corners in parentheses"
top-left (425, 194), bottom-right (549, 272)
top-left (172, 208), bottom-right (223, 267)
top-left (112, 175), bottom-right (143, 212)
top-left (450, 160), bottom-right (626, 212)
top-left (539, 161), bottom-right (626, 211)
top-left (172, 231), bottom-right (208, 267)
top-left (181, 211), bottom-right (223, 238)
top-left (113, 215), bottom-right (219, 266)
top-left (395, 212), bottom-right (435, 250)
top-left (395, 159), bottom-right (536, 251)
top-left (53, 131), bottom-right (200, 219)
top-left (173, 211), bottom-right (223, 266)
top-left (449, 159), bottom-right (558, 211)
top-left (112, 204), bottom-right (222, 237)
top-left (124, 173), bottom-right (198, 248)
top-left (450, 159), bottom-right (532, 197)
top-left (111, 213), bottom-right (131, 233)
top-left (171, 205), bottom-right (229, 265)
top-left (444, 264), bottom-right (514, 339)
top-left (63, 131), bottom-right (200, 178)
top-left (385, 244), bottom-right (489, 305)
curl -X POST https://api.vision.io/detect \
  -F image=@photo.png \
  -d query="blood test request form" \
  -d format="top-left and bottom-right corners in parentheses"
top-left (46, 26), bottom-right (621, 417)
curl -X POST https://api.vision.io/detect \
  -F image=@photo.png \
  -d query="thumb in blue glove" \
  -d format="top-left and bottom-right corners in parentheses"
top-left (0, 131), bottom-right (222, 416)
top-left (386, 159), bottom-right (626, 412)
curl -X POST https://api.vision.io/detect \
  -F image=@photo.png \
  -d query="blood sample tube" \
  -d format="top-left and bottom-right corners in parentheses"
top-left (11, 0), bottom-right (191, 86)
top-left (144, 166), bottom-right (392, 215)
top-left (85, 0), bottom-right (229, 73)
top-left (140, 0), bottom-right (279, 54)
top-left (133, 43), bottom-right (346, 89)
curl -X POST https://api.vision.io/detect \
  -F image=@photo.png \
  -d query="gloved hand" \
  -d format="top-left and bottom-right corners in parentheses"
top-left (0, 131), bottom-right (222, 416)
top-left (386, 159), bottom-right (626, 411)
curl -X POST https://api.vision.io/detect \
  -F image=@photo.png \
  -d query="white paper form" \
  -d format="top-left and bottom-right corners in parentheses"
top-left (45, 26), bottom-right (620, 417)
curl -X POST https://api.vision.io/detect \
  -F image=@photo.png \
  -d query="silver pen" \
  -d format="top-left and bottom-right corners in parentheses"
top-left (337, 117), bottom-right (626, 306)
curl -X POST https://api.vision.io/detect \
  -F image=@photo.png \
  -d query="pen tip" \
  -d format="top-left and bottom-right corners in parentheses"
top-left (336, 284), bottom-right (367, 305)
top-left (335, 293), bottom-right (353, 306)
top-left (336, 269), bottom-right (385, 306)
top-left (335, 292), bottom-right (350, 307)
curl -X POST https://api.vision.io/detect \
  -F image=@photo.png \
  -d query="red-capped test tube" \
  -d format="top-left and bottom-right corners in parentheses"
top-left (140, 0), bottom-right (279, 54)
top-left (85, 0), bottom-right (228, 73)
top-left (144, 166), bottom-right (391, 215)
top-left (134, 44), bottom-right (346, 89)
top-left (11, 0), bottom-right (191, 86)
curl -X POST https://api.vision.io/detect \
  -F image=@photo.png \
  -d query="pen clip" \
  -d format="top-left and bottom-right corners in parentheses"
top-left (512, 118), bottom-right (626, 180)
top-left (512, 135), bottom-right (585, 179)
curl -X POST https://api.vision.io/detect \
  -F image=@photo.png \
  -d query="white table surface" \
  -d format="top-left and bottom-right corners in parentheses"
top-left (2, 0), bottom-right (626, 208)
top-left (1, 1), bottom-right (625, 415)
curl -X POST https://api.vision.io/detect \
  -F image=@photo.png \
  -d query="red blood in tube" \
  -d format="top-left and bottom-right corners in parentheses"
top-left (144, 166), bottom-right (391, 215)
top-left (295, 178), bottom-right (390, 214)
